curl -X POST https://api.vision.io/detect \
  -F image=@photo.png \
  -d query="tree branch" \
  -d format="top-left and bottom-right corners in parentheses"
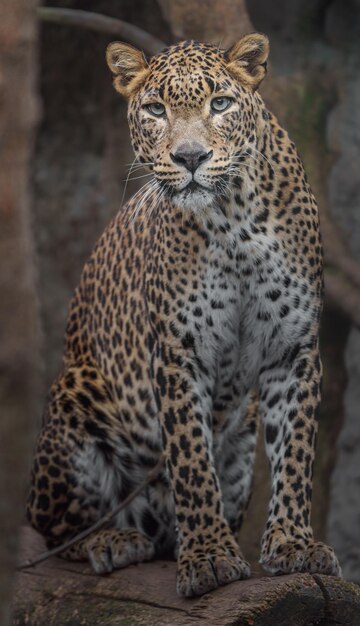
top-left (37, 7), bottom-right (167, 56)
top-left (18, 455), bottom-right (165, 570)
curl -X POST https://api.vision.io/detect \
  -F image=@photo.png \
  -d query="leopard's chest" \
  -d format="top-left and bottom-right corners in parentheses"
top-left (191, 232), bottom-right (313, 399)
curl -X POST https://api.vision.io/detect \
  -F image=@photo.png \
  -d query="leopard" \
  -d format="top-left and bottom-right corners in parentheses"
top-left (26, 33), bottom-right (341, 597)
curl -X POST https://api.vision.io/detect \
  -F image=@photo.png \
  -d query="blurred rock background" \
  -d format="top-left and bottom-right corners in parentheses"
top-left (29, 0), bottom-right (360, 583)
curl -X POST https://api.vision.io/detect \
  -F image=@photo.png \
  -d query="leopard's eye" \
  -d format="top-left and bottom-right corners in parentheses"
top-left (145, 102), bottom-right (166, 117)
top-left (210, 96), bottom-right (233, 113)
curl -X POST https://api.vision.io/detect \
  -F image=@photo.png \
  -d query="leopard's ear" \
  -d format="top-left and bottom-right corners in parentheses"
top-left (106, 42), bottom-right (149, 97)
top-left (225, 33), bottom-right (269, 91)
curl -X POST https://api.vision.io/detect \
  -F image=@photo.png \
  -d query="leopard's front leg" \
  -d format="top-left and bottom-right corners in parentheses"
top-left (153, 343), bottom-right (250, 597)
top-left (259, 342), bottom-right (341, 577)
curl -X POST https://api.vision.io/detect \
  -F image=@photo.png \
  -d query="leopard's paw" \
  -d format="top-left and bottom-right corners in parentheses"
top-left (176, 540), bottom-right (250, 597)
top-left (260, 540), bottom-right (341, 577)
top-left (86, 528), bottom-right (155, 574)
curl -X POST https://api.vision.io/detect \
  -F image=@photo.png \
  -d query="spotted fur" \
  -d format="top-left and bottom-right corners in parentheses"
top-left (27, 34), bottom-right (341, 596)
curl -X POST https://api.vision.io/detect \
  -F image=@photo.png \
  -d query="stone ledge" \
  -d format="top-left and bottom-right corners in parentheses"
top-left (12, 527), bottom-right (360, 626)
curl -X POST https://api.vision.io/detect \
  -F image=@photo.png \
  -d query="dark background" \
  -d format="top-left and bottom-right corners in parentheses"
top-left (1, 1), bottom-right (360, 621)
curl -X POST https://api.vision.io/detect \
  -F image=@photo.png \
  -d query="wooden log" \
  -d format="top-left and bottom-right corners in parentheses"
top-left (12, 527), bottom-right (360, 625)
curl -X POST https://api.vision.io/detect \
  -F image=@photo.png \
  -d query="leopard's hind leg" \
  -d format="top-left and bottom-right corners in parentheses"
top-left (26, 363), bottom-right (172, 572)
top-left (215, 391), bottom-right (259, 535)
top-left (61, 528), bottom-right (154, 573)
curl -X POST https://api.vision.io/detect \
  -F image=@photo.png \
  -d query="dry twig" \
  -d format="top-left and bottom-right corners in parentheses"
top-left (18, 455), bottom-right (165, 570)
top-left (38, 7), bottom-right (167, 56)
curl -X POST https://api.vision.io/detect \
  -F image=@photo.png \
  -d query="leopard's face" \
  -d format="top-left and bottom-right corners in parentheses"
top-left (107, 36), bottom-right (269, 210)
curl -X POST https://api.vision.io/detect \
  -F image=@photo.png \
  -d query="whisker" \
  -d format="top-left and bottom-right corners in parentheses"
top-left (124, 179), bottom-right (156, 226)
top-left (124, 156), bottom-right (139, 167)
top-left (121, 155), bottom-right (139, 206)
top-left (230, 155), bottom-right (263, 175)
top-left (145, 183), bottom-right (164, 226)
top-left (244, 144), bottom-right (275, 173)
top-left (123, 172), bottom-right (154, 182)
top-left (124, 160), bottom-right (153, 168)
top-left (230, 159), bottom-right (259, 173)
top-left (216, 38), bottom-right (224, 53)
top-left (126, 164), bottom-right (154, 173)
top-left (129, 180), bottom-right (158, 225)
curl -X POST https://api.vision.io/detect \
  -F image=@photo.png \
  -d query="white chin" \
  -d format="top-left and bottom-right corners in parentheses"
top-left (172, 187), bottom-right (215, 211)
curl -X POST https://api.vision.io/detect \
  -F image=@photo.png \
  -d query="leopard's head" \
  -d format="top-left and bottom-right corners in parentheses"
top-left (107, 35), bottom-right (269, 210)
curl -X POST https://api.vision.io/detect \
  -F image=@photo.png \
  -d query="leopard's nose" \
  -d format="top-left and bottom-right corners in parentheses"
top-left (170, 142), bottom-right (213, 174)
